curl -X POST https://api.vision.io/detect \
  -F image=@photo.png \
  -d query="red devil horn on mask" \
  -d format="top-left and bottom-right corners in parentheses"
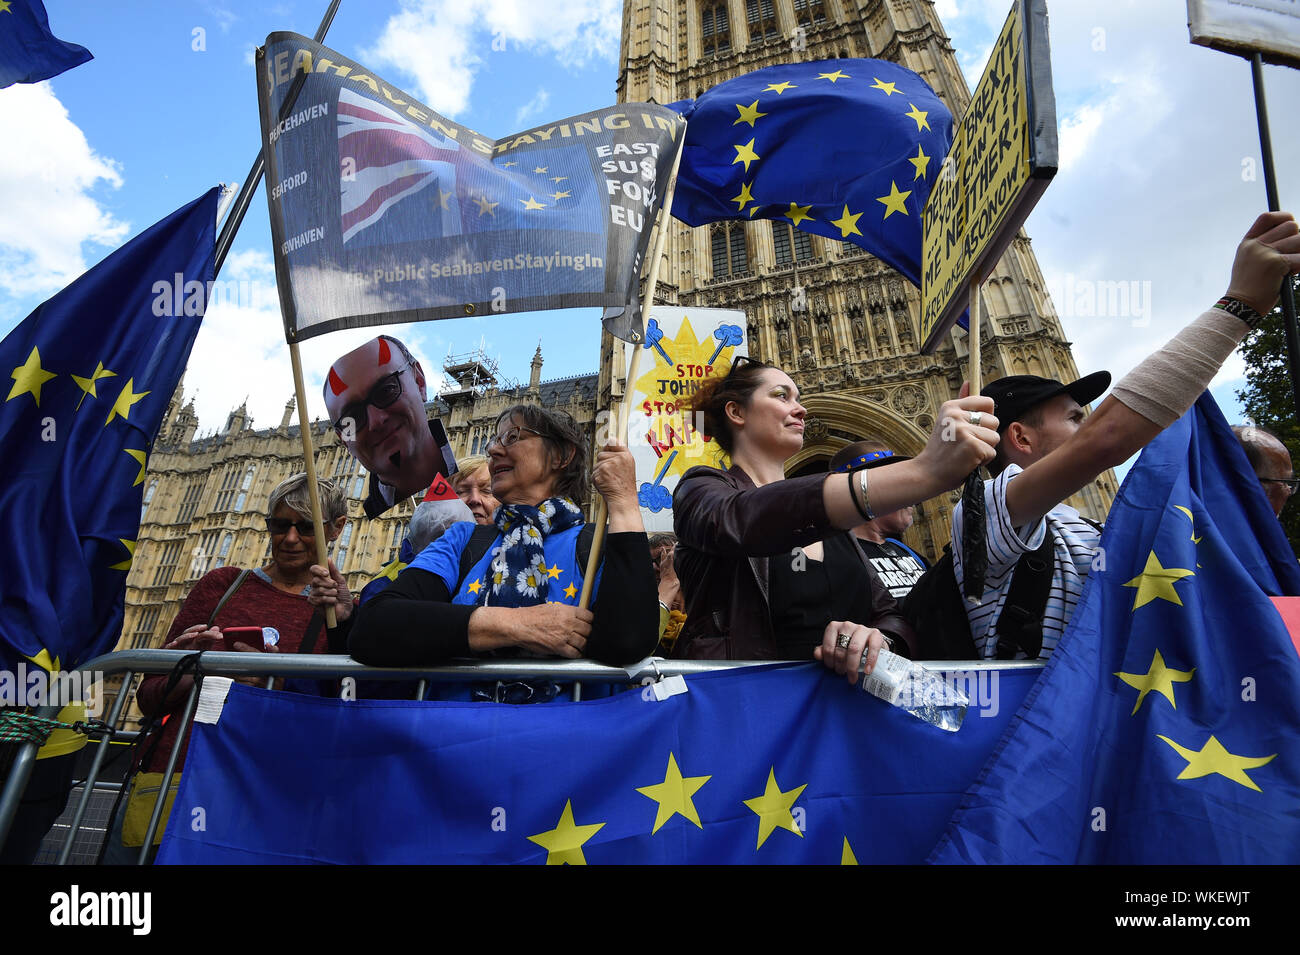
top-left (423, 475), bottom-right (458, 502)
top-left (377, 338), bottom-right (392, 366)
top-left (327, 367), bottom-right (347, 396)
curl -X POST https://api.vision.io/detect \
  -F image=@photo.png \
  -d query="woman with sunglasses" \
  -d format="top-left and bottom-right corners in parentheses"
top-left (671, 357), bottom-right (998, 679)
top-left (349, 405), bottom-right (658, 683)
top-left (112, 475), bottom-right (348, 861)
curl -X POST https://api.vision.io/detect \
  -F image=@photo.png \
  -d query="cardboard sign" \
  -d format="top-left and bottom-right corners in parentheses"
top-left (625, 308), bottom-right (747, 532)
top-left (920, 0), bottom-right (1058, 353)
top-left (1188, 0), bottom-right (1300, 69)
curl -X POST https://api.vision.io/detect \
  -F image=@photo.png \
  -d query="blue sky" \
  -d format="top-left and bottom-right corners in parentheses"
top-left (1, 0), bottom-right (1297, 463)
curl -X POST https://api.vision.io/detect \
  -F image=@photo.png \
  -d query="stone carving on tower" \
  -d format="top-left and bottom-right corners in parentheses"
top-left (599, 0), bottom-right (1116, 558)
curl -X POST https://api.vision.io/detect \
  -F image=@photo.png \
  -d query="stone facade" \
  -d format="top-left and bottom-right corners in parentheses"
top-left (601, 0), bottom-right (1116, 560)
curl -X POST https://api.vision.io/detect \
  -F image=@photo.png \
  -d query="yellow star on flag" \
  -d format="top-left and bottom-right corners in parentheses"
top-left (526, 799), bottom-right (605, 865)
top-left (1157, 734), bottom-right (1276, 792)
top-left (732, 138), bottom-right (760, 172)
top-left (1123, 551), bottom-right (1195, 610)
top-left (436, 189), bottom-right (453, 210)
top-left (876, 181), bottom-right (911, 219)
top-left (908, 143), bottom-right (931, 180)
top-left (1173, 505), bottom-right (1203, 543)
top-left (763, 81), bottom-right (796, 94)
top-left (743, 767), bottom-right (806, 849)
top-left (817, 70), bottom-right (850, 83)
top-left (125, 448), bottom-right (148, 487)
top-left (1115, 649), bottom-right (1195, 715)
top-left (636, 753), bottom-right (711, 834)
top-left (841, 837), bottom-right (858, 864)
top-left (109, 539), bottom-right (136, 571)
top-left (731, 181), bottom-right (755, 211)
top-left (830, 204), bottom-right (863, 238)
top-left (533, 166), bottom-right (548, 174)
top-left (550, 176), bottom-right (568, 183)
top-left (71, 361), bottom-right (117, 410)
top-left (376, 559), bottom-right (406, 583)
top-left (546, 563), bottom-right (562, 579)
top-left (519, 196), bottom-right (546, 211)
top-left (473, 196), bottom-right (498, 217)
top-left (467, 578), bottom-right (482, 595)
top-left (0, 1), bottom-right (12, 13)
top-left (870, 77), bottom-right (898, 96)
top-left (7, 346), bottom-right (57, 407)
top-left (904, 102), bottom-right (930, 132)
top-left (733, 100), bottom-right (767, 127)
top-left (785, 202), bottom-right (813, 227)
top-left (564, 582), bottom-right (577, 599)
top-left (502, 161), bottom-right (518, 167)
top-left (105, 378), bottom-right (149, 426)
top-left (550, 190), bottom-right (571, 201)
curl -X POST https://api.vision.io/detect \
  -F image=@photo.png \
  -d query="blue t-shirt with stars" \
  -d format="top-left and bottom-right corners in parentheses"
top-left (407, 521), bottom-right (603, 606)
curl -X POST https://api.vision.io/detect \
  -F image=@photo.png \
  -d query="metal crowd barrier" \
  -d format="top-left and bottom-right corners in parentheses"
top-left (0, 649), bottom-right (1045, 864)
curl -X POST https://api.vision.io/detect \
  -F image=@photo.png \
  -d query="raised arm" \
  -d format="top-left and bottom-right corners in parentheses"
top-left (1005, 211), bottom-right (1300, 528)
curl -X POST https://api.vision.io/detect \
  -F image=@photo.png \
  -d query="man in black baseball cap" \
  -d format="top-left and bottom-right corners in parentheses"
top-left (982, 371), bottom-right (1111, 475)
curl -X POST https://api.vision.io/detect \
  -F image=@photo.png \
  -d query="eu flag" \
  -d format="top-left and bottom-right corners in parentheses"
top-left (931, 394), bottom-right (1300, 863)
top-left (0, 0), bottom-right (92, 89)
top-left (669, 59), bottom-right (953, 287)
top-left (157, 663), bottom-right (1035, 864)
top-left (0, 189), bottom-right (218, 676)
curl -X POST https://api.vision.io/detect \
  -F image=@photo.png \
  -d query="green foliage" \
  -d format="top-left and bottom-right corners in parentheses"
top-left (1235, 286), bottom-right (1300, 553)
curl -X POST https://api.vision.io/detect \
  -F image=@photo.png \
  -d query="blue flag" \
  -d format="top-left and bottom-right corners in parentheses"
top-left (931, 394), bottom-right (1300, 863)
top-left (0, 0), bottom-right (92, 89)
top-left (0, 189), bottom-right (218, 675)
top-left (669, 59), bottom-right (953, 288)
top-left (157, 663), bottom-right (1034, 864)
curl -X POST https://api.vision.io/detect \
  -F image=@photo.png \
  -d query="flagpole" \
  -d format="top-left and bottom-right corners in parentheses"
top-left (1249, 53), bottom-right (1300, 420)
top-left (968, 278), bottom-right (982, 394)
top-left (578, 132), bottom-right (687, 611)
top-left (287, 342), bottom-right (336, 628)
top-left (211, 0), bottom-right (343, 279)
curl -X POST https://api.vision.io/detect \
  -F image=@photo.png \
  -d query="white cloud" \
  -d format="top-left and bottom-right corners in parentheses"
top-left (0, 83), bottom-right (128, 299)
top-left (366, 0), bottom-right (621, 118)
top-left (515, 89), bottom-right (551, 128)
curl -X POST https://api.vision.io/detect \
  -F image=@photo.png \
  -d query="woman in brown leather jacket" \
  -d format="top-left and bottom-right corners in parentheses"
top-left (671, 357), bottom-right (998, 679)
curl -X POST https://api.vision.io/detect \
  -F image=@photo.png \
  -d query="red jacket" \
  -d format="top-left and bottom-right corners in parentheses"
top-left (671, 463), bottom-right (914, 659)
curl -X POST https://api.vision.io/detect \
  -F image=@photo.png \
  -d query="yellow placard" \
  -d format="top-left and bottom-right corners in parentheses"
top-left (921, 1), bottom-right (1035, 350)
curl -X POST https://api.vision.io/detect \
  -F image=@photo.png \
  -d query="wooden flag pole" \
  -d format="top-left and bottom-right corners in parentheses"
top-left (578, 132), bottom-right (687, 611)
top-left (288, 341), bottom-right (336, 628)
top-left (968, 277), bottom-right (982, 394)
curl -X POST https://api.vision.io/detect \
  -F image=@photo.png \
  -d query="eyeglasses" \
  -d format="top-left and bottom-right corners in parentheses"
top-left (1260, 477), bottom-right (1300, 496)
top-left (486, 425), bottom-right (544, 452)
top-left (266, 517), bottom-right (317, 537)
top-left (332, 365), bottom-right (409, 435)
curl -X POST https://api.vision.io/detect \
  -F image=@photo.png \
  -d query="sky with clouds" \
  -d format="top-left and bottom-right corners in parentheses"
top-left (0, 0), bottom-right (1296, 451)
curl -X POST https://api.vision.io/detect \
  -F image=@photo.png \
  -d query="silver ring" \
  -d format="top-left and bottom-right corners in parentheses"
top-left (835, 632), bottom-right (852, 649)
top-left (968, 411), bottom-right (983, 427)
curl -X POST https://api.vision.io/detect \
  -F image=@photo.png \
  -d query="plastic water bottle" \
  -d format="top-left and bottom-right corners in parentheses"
top-left (860, 649), bottom-right (968, 732)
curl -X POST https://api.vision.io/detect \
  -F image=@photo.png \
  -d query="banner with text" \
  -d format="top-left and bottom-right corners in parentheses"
top-left (920, 0), bottom-right (1057, 353)
top-left (626, 308), bottom-right (746, 532)
top-left (256, 34), bottom-right (682, 342)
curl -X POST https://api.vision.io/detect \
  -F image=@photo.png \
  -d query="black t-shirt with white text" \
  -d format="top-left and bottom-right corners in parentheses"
top-left (856, 538), bottom-right (928, 600)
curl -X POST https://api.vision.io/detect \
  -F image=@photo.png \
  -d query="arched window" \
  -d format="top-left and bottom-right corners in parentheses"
top-left (701, 1), bottom-right (731, 56)
top-left (141, 480), bottom-right (158, 522)
top-left (711, 222), bottom-right (748, 278)
top-left (335, 522), bottom-right (353, 571)
top-left (745, 0), bottom-right (778, 42)
top-left (772, 222), bottom-right (813, 265)
top-left (235, 465), bottom-right (255, 512)
top-left (215, 532), bottom-right (233, 569)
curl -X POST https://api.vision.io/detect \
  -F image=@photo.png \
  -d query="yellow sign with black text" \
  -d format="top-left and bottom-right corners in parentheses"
top-left (920, 0), bottom-right (1057, 352)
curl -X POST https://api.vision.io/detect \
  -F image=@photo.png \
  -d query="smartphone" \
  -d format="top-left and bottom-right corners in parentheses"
top-left (221, 626), bottom-right (266, 651)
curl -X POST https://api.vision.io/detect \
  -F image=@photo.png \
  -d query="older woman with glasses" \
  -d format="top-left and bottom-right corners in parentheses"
top-left (114, 475), bottom-right (349, 861)
top-left (349, 405), bottom-right (659, 679)
top-left (671, 357), bottom-right (999, 679)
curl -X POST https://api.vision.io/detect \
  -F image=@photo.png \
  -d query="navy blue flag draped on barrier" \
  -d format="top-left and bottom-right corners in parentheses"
top-left (257, 34), bottom-right (681, 343)
top-left (931, 393), bottom-right (1300, 863)
top-left (157, 663), bottom-right (1034, 864)
top-left (0, 189), bottom-right (218, 676)
top-left (0, 0), bottom-right (92, 88)
top-left (668, 59), bottom-right (953, 289)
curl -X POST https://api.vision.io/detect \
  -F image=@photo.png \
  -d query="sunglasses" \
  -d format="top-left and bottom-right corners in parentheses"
top-left (332, 366), bottom-right (409, 435)
top-left (729, 354), bottom-right (765, 374)
top-left (266, 517), bottom-right (317, 537)
top-left (1260, 477), bottom-right (1300, 496)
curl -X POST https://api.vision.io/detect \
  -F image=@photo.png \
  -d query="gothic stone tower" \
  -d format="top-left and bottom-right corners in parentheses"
top-left (602, 0), bottom-right (1115, 558)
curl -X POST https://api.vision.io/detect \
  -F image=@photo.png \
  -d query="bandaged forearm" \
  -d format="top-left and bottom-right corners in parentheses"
top-left (1110, 309), bottom-right (1250, 428)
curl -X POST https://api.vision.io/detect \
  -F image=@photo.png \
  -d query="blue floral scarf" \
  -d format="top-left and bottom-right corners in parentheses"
top-left (479, 497), bottom-right (584, 607)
